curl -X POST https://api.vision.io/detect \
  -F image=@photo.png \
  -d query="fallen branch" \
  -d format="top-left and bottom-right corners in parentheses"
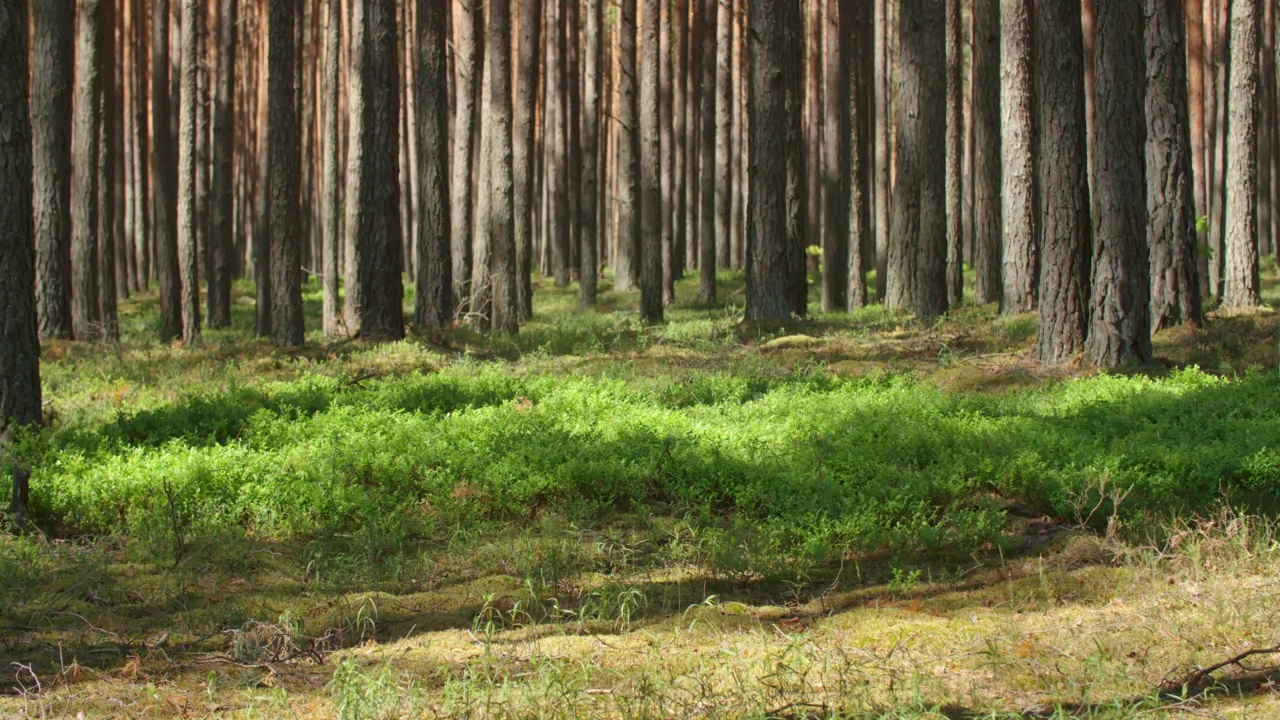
top-left (1162, 645), bottom-right (1280, 693)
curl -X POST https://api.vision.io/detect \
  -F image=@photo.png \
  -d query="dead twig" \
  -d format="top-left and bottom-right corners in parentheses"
top-left (1162, 645), bottom-right (1280, 694)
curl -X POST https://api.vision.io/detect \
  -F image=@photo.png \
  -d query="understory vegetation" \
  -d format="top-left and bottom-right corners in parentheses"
top-left (3, 269), bottom-right (1280, 718)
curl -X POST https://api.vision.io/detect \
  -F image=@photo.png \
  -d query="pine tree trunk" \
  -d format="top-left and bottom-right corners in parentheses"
top-left (696, 0), bottom-right (716, 303)
top-left (821, 0), bottom-right (848, 312)
top-left (945, 0), bottom-right (963, 307)
top-left (177, 0), bottom-right (203, 343)
top-left (1260, 0), bottom-right (1275, 259)
top-left (548, 0), bottom-right (572, 287)
top-left (1, 0), bottom-right (42, 518)
top-left (846, 0), bottom-right (868, 309)
top-left (714, 0), bottom-right (733, 270)
top-left (207, 0), bottom-right (236, 328)
top-left (1208, 0), bottom-right (1229, 296)
top-left (1223, 0), bottom-right (1261, 307)
top-left (873, 0), bottom-right (891, 302)
top-left (660, 0), bottom-right (675, 304)
top-left (450, 0), bottom-right (481, 313)
top-left (97, 0), bottom-right (119, 340)
top-left (673, 0), bottom-right (688, 281)
top-left (515, 0), bottom-right (542, 315)
top-left (1146, 0), bottom-right (1205, 330)
top-left (320, 0), bottom-right (341, 334)
top-left (345, 0), bottom-right (406, 339)
top-left (31, 0), bottom-right (75, 340)
top-left (616, 0), bottom-right (640, 291)
top-left (971, 0), bottom-right (1001, 306)
top-left (730, 0), bottom-right (744, 271)
top-left (1088, 0), bottom-right (1152, 367)
top-left (580, 0), bottom-right (601, 306)
top-left (999, 0), bottom-right (1036, 314)
top-left (1036, 0), bottom-right (1091, 364)
top-left (415, 0), bottom-right (452, 328)
top-left (267, 0), bottom-right (303, 345)
top-left (152, 0), bottom-right (182, 340)
top-left (565, 0), bottom-right (582, 284)
top-left (803, 0), bottom-right (821, 269)
top-left (745, 0), bottom-right (799, 320)
top-left (784, 0), bottom-right (809, 317)
top-left (485, 0), bottom-right (517, 333)
top-left (1185, 0), bottom-right (1210, 295)
top-left (131, 0), bottom-right (151, 292)
top-left (71, 0), bottom-right (103, 341)
top-left (639, 0), bottom-right (664, 321)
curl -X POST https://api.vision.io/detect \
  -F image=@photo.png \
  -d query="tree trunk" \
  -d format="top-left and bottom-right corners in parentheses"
top-left (745, 0), bottom-right (800, 320)
top-left (616, 0), bottom-right (640, 291)
top-left (1185, 0), bottom-right (1210, 295)
top-left (548, 0), bottom-right (571, 287)
top-left (97, 0), bottom-right (118, 340)
top-left (673, 0), bottom-right (688, 282)
top-left (152, 0), bottom-right (182, 340)
top-left (696, 0), bottom-right (716, 303)
top-left (1035, 0), bottom-right (1091, 364)
top-left (485, 0), bottom-right (517, 333)
top-left (873, 0), bottom-right (891, 302)
top-left (345, 0), bottom-right (406, 339)
top-left (639, 0), bottom-right (664, 321)
top-left (846, 0), bottom-right (868, 309)
top-left (1260, 0), bottom-right (1275, 260)
top-left (971, 0), bottom-right (1001, 306)
top-left (415, 0), bottom-right (452, 328)
top-left (450, 0), bottom-right (481, 313)
top-left (714, 0), bottom-right (733, 271)
top-left (1087, 0), bottom-right (1151, 367)
top-left (71, 0), bottom-right (103, 341)
top-left (803, 0), bottom-right (821, 269)
top-left (1209, 0), bottom-right (1228, 296)
top-left (267, 0), bottom-right (303, 346)
top-left (784, 0), bottom-right (809, 317)
top-left (31, 0), bottom-right (75, 340)
top-left (660, 0), bottom-right (675, 304)
top-left (207, 0), bottom-right (236, 328)
top-left (320, 0), bottom-right (341, 334)
top-left (999, 0), bottom-right (1036, 314)
top-left (945, 0), bottom-right (963, 307)
top-left (565, 0), bottom-right (582, 284)
top-left (1, 0), bottom-right (42, 518)
top-left (1146, 0), bottom-right (1205, 330)
top-left (821, 0), bottom-right (848, 312)
top-left (514, 0), bottom-right (541, 315)
top-left (177, 0), bottom-right (202, 343)
top-left (1223, 0), bottom-right (1261, 307)
top-left (580, 0), bottom-right (601, 306)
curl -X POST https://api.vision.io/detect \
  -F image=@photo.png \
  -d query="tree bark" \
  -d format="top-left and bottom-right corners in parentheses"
top-left (1087, 0), bottom-right (1152, 367)
top-left (873, 0), bottom-right (891, 302)
top-left (1208, 0), bottom-right (1228, 296)
top-left (31, 0), bottom-right (75, 340)
top-left (640, 0), bottom-right (665, 321)
top-left (320, 0), bottom-right (342, 334)
top-left (660, 0), bottom-right (675, 304)
top-left (821, 0), bottom-right (848, 312)
top-left (514, 0), bottom-right (541, 315)
top-left (177, 0), bottom-right (202, 343)
top-left (345, 0), bottom-right (406, 340)
top-left (945, 0), bottom-right (963, 307)
top-left (415, 0), bottom-right (452, 329)
top-left (1036, 0), bottom-right (1091, 364)
top-left (971, 0), bottom-right (1001, 306)
top-left (803, 0), bottom-right (821, 269)
top-left (696, 0), bottom-right (716, 303)
top-left (152, 0), bottom-right (182, 340)
top-left (616, 0), bottom-right (640, 292)
top-left (71, 0), bottom-right (103, 341)
top-left (846, 0), bottom-right (868, 309)
top-left (548, 0), bottom-right (571, 287)
top-left (267, 0), bottom-right (303, 346)
top-left (999, 0), bottom-right (1036, 314)
top-left (484, 0), bottom-right (517, 333)
top-left (673, 0), bottom-right (688, 283)
top-left (580, 0), bottom-right (601, 306)
top-left (207, 0), bottom-right (236, 328)
top-left (1146, 0), bottom-right (1205, 330)
top-left (1185, 0), bottom-right (1210, 295)
top-left (714, 0), bottom-right (733, 271)
top-left (450, 0), bottom-right (481, 313)
top-left (97, 0), bottom-right (118, 340)
top-left (1, 0), bottom-right (42, 517)
top-left (1223, 0), bottom-right (1261, 307)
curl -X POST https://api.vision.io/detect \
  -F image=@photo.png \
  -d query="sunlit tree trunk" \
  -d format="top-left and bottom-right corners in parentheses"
top-left (999, 0), bottom-right (1036, 314)
top-left (971, 0), bottom-right (1001, 306)
top-left (1222, 0), bottom-right (1261, 307)
top-left (31, 0), bottom-right (75, 340)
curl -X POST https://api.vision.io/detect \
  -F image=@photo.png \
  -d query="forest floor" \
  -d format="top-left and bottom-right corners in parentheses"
top-left (2, 266), bottom-right (1280, 719)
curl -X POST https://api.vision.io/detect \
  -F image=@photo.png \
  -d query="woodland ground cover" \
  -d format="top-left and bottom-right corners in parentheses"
top-left (2, 269), bottom-right (1280, 718)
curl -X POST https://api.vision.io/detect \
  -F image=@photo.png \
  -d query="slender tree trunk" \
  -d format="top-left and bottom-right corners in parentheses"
top-left (131, 0), bottom-right (151, 292)
top-left (999, 0), bottom-right (1036, 314)
top-left (660, 0), bottom-right (675, 304)
top-left (1, 0), bottom-right (42, 518)
top-left (972, 0), bottom-right (1001, 306)
top-left (177, 0), bottom-right (202, 343)
top-left (673, 0), bottom-right (688, 282)
top-left (267, 0), bottom-right (303, 346)
top-left (320, 0), bottom-right (341, 334)
top-left (684, 0), bottom-right (700, 275)
top-left (640, 0), bottom-right (664, 321)
top-left (696, 0), bottom-right (716, 303)
top-left (345, 0), bottom-right (406, 339)
top-left (207, 0), bottom-right (236, 328)
top-left (71, 0), bottom-right (103, 341)
top-left (714, 0), bottom-right (733, 271)
top-left (615, 0), bottom-right (640, 291)
top-left (1209, 0), bottom-right (1229, 297)
top-left (730, 0), bottom-right (745, 271)
top-left (873, 0), bottom-right (891, 302)
top-left (565, 0), bottom-right (582, 284)
top-left (821, 0), bottom-right (848, 311)
top-left (1223, 0), bottom-right (1261, 307)
top-left (31, 0), bottom-right (75, 340)
top-left (846, 0), bottom-right (868, 309)
top-left (1036, 0), bottom-right (1091, 364)
top-left (580, 0), bottom-right (601, 306)
top-left (152, 0), bottom-right (182, 340)
top-left (945, 0), bottom-right (963, 307)
top-left (515, 0), bottom-right (542, 315)
top-left (784, 0), bottom-right (809, 316)
top-left (1185, 0), bottom-right (1210, 295)
top-left (485, 0), bottom-right (517, 332)
top-left (1146, 0), bottom-right (1205, 330)
top-left (415, 0), bottom-right (452, 328)
top-left (1088, 0), bottom-right (1152, 367)
top-left (548, 0), bottom-right (572, 287)
top-left (803, 0), bottom-right (821, 268)
top-left (97, 0), bottom-right (119, 340)
top-left (1260, 0), bottom-right (1275, 259)
top-left (450, 0), bottom-right (481, 313)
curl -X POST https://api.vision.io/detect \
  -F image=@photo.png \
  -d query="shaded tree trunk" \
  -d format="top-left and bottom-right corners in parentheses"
top-left (999, 0), bottom-right (1036, 314)
top-left (152, 0), bottom-right (182, 340)
top-left (485, 0), bottom-right (517, 333)
top-left (846, 0), bottom-right (868, 309)
top-left (71, 0), bottom-right (103, 341)
top-left (345, 0), bottom-right (406, 339)
top-left (945, 0), bottom-right (963, 307)
top-left (673, 0), bottom-right (688, 282)
top-left (177, 0), bottom-right (202, 343)
top-left (1223, 0), bottom-right (1261, 307)
top-left (1185, 0), bottom-right (1210, 295)
top-left (450, 0), bottom-right (481, 313)
top-left (971, 0), bottom-right (1001, 306)
top-left (821, 0), bottom-right (848, 312)
top-left (873, 0), bottom-right (891, 302)
top-left (31, 0), bottom-right (75, 340)
top-left (1146, 0), bottom-right (1204, 330)
top-left (321, 0), bottom-right (341, 334)
top-left (715, 0), bottom-right (733, 270)
top-left (1087, 0), bottom-right (1151, 367)
top-left (515, 0), bottom-right (542, 315)
top-left (616, 0), bottom-right (640, 291)
top-left (660, 0), bottom-right (674, 304)
top-left (415, 0), bottom-right (452, 328)
top-left (208, 0), bottom-right (237, 328)
top-left (97, 0), bottom-right (118, 340)
top-left (1036, 0), bottom-right (1092, 364)
top-left (1208, 0), bottom-right (1229, 296)
top-left (548, 0), bottom-right (571, 287)
top-left (696, 0), bottom-right (716, 303)
top-left (580, 0), bottom-right (601, 306)
top-left (268, 0), bottom-right (303, 346)
top-left (640, 0), bottom-right (664, 322)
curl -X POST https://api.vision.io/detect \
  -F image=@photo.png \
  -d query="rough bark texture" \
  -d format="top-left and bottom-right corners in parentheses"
top-left (999, 0), bottom-right (1036, 314)
top-left (321, 0), bottom-right (342, 335)
top-left (514, 0), bottom-right (541, 316)
top-left (151, 0), bottom-right (182, 340)
top-left (1208, 0), bottom-right (1228, 296)
top-left (660, 0), bottom-right (675, 303)
top-left (822, 0), bottom-right (848, 312)
top-left (177, 0), bottom-right (202, 343)
top-left (1087, 0), bottom-right (1152, 367)
top-left (845, 0), bottom-right (868, 309)
top-left (207, 0), bottom-right (236, 328)
top-left (450, 0), bottom-right (480, 313)
top-left (1035, 0), bottom-right (1092, 364)
top-left (945, 0), bottom-right (963, 307)
top-left (580, 0), bottom-right (601, 306)
top-left (697, 0), bottom-right (716, 304)
top-left (415, 0), bottom-right (452, 329)
top-left (345, 0), bottom-right (405, 340)
top-left (873, 0), bottom-right (891, 302)
top-left (71, 0), bottom-right (103, 341)
top-left (804, 0), bottom-right (821, 270)
top-left (673, 0), bottom-right (688, 281)
top-left (783, 0), bottom-right (809, 316)
top-left (1146, 0), bottom-right (1205, 330)
top-left (1223, 0), bottom-right (1261, 307)
top-left (268, 0), bottom-right (303, 346)
top-left (616, 0), bottom-right (640, 291)
top-left (639, 0), bottom-right (665, 322)
top-left (31, 0), bottom-right (75, 340)
top-left (548, 1), bottom-right (570, 288)
top-left (485, 0), bottom-right (517, 333)
top-left (745, 0), bottom-right (799, 320)
top-left (971, 0), bottom-right (1001, 306)
top-left (1185, 0), bottom-right (1209, 294)
top-left (1, 0), bottom-right (42, 517)
top-left (888, 0), bottom-right (947, 318)
top-left (715, 0), bottom-right (733, 271)
top-left (96, 0), bottom-right (117, 340)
